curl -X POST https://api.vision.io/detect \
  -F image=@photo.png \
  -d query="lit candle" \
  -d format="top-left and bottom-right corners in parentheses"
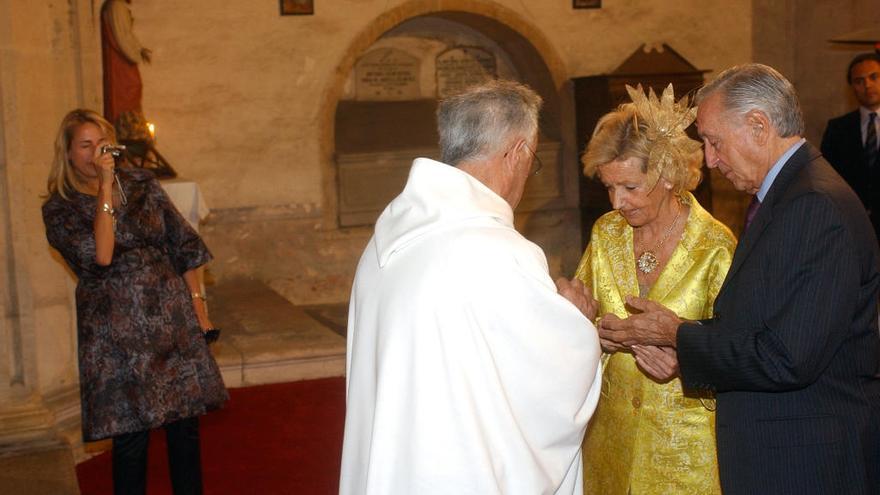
top-left (146, 122), bottom-right (156, 141)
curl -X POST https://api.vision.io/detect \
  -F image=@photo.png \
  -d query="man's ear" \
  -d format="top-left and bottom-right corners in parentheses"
top-left (746, 111), bottom-right (770, 145)
top-left (503, 138), bottom-right (526, 164)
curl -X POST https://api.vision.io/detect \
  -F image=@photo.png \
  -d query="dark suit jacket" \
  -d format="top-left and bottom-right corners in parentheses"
top-left (677, 143), bottom-right (880, 495)
top-left (820, 110), bottom-right (880, 242)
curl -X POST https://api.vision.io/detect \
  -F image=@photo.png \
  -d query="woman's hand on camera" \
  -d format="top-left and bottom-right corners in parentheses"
top-left (95, 144), bottom-right (116, 188)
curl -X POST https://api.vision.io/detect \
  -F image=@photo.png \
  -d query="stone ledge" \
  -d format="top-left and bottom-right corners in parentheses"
top-left (209, 278), bottom-right (347, 388)
top-left (0, 446), bottom-right (79, 495)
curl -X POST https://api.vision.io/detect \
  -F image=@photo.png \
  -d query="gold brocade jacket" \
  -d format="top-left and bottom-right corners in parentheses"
top-left (574, 192), bottom-right (735, 495)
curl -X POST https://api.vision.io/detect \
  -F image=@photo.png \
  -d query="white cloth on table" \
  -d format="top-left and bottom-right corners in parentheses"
top-left (160, 178), bottom-right (210, 232)
top-left (340, 157), bottom-right (602, 495)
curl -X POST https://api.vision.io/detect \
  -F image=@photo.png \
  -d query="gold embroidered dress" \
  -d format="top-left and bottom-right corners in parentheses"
top-left (575, 192), bottom-right (735, 495)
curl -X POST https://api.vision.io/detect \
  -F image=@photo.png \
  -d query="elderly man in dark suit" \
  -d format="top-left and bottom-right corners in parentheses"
top-left (599, 63), bottom-right (880, 495)
top-left (821, 52), bottom-right (880, 244)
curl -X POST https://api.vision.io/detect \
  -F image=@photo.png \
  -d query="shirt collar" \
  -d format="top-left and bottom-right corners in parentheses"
top-left (756, 138), bottom-right (806, 202)
top-left (859, 106), bottom-right (880, 121)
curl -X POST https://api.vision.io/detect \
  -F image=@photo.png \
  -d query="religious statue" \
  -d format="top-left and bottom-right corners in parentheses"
top-left (101, 0), bottom-right (152, 125)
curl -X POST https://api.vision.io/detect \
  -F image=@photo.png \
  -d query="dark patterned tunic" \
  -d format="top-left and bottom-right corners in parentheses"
top-left (42, 168), bottom-right (228, 441)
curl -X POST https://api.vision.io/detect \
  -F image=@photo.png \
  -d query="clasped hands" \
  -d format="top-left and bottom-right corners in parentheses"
top-left (556, 278), bottom-right (682, 382)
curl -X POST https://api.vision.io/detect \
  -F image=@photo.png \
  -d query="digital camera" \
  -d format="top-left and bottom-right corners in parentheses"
top-left (100, 144), bottom-right (127, 157)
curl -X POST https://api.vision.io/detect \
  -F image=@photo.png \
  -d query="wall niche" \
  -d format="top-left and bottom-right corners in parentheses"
top-left (335, 13), bottom-right (564, 227)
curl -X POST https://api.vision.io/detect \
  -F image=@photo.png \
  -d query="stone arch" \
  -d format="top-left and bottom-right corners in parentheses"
top-left (318, 0), bottom-right (574, 228)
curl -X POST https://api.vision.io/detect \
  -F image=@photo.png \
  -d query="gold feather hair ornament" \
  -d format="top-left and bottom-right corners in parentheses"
top-left (625, 83), bottom-right (701, 182)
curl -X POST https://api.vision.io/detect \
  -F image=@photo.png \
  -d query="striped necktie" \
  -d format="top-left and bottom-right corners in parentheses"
top-left (866, 112), bottom-right (878, 169)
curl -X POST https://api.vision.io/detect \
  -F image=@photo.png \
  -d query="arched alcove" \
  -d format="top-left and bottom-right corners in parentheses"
top-left (333, 12), bottom-right (566, 226)
top-left (317, 1), bottom-right (578, 235)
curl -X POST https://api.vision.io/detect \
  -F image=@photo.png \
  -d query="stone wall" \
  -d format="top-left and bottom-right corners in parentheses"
top-left (0, 0), bottom-right (102, 454)
top-left (755, 0), bottom-right (880, 145)
top-left (720, 0), bottom-right (880, 239)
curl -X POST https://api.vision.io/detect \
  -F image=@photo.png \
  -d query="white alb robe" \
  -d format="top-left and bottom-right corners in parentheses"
top-left (340, 158), bottom-right (602, 495)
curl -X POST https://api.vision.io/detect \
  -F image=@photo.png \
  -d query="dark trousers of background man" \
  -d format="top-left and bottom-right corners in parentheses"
top-left (112, 416), bottom-right (203, 495)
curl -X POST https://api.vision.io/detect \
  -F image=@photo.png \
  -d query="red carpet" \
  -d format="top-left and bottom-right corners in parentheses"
top-left (76, 377), bottom-right (346, 494)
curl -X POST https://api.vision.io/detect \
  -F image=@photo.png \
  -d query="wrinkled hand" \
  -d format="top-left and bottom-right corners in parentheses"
top-left (555, 277), bottom-right (599, 321)
top-left (598, 295), bottom-right (681, 347)
top-left (599, 336), bottom-right (626, 353)
top-left (597, 317), bottom-right (625, 353)
top-left (632, 345), bottom-right (679, 382)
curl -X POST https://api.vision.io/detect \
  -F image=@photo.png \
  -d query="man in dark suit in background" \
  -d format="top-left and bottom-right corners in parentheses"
top-left (821, 52), bottom-right (880, 244)
top-left (599, 63), bottom-right (880, 494)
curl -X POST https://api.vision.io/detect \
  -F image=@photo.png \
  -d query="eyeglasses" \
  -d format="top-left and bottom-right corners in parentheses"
top-left (523, 144), bottom-right (543, 176)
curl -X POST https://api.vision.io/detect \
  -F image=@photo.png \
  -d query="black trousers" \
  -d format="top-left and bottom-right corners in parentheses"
top-left (112, 416), bottom-right (203, 495)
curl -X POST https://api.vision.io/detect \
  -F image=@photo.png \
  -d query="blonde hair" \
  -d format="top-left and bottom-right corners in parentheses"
top-left (47, 109), bottom-right (117, 200)
top-left (581, 88), bottom-right (703, 194)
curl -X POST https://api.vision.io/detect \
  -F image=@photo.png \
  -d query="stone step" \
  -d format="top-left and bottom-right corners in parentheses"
top-left (208, 278), bottom-right (347, 388)
top-left (0, 446), bottom-right (80, 495)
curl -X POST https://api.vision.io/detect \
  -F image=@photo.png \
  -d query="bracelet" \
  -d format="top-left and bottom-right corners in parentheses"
top-left (100, 203), bottom-right (115, 216)
top-left (191, 292), bottom-right (207, 301)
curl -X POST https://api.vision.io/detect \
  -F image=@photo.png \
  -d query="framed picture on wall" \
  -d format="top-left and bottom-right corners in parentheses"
top-left (280, 0), bottom-right (314, 16)
top-left (573, 0), bottom-right (601, 8)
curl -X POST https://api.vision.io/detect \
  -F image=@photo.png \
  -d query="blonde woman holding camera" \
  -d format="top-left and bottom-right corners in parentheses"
top-left (42, 109), bottom-right (227, 495)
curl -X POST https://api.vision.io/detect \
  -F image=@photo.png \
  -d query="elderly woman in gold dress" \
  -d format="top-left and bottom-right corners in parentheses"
top-left (575, 85), bottom-right (735, 494)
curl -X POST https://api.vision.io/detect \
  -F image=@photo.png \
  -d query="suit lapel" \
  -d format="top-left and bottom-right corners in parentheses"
top-left (845, 111), bottom-right (864, 154)
top-left (722, 204), bottom-right (771, 289)
top-left (718, 143), bottom-right (819, 298)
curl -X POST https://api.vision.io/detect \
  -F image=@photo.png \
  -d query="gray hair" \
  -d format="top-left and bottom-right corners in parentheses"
top-left (696, 63), bottom-right (804, 137)
top-left (437, 79), bottom-right (543, 166)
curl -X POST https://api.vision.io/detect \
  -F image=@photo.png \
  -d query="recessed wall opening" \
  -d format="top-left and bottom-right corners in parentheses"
top-left (334, 12), bottom-right (565, 228)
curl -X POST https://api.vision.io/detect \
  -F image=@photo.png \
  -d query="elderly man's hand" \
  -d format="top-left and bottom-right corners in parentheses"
top-left (598, 295), bottom-right (681, 347)
top-left (599, 335), bottom-right (626, 353)
top-left (632, 345), bottom-right (679, 382)
top-left (555, 277), bottom-right (599, 321)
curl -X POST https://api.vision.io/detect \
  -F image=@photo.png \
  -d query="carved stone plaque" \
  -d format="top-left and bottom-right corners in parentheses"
top-left (355, 48), bottom-right (421, 101)
top-left (435, 46), bottom-right (497, 98)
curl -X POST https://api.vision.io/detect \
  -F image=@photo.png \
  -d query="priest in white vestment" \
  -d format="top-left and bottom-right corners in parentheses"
top-left (340, 80), bottom-right (603, 495)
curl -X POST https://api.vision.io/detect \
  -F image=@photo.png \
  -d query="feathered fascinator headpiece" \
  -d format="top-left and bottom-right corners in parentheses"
top-left (625, 83), bottom-right (701, 180)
